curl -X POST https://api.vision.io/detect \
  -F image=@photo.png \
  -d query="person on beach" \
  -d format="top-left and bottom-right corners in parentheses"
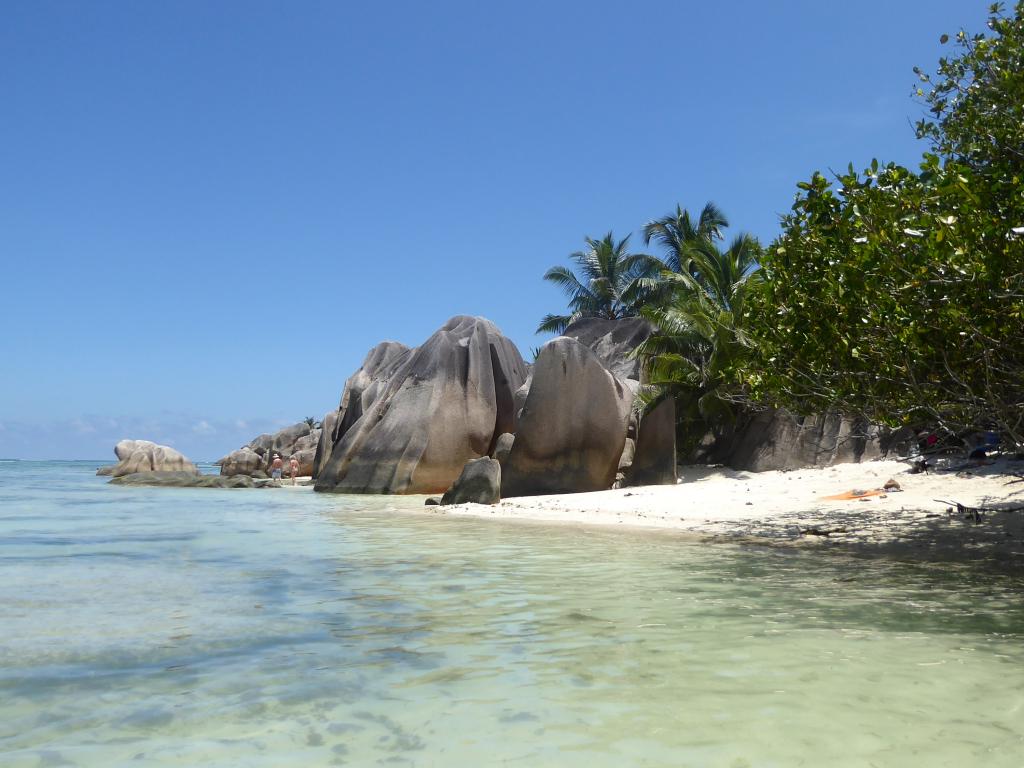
top-left (289, 456), bottom-right (299, 485)
top-left (270, 454), bottom-right (283, 481)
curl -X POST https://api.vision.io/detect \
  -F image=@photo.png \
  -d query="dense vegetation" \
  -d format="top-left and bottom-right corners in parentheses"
top-left (538, 2), bottom-right (1024, 448)
top-left (747, 1), bottom-right (1024, 444)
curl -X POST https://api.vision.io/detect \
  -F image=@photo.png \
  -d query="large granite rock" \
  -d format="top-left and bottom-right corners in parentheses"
top-left (312, 341), bottom-right (412, 479)
top-left (219, 421), bottom-right (321, 476)
top-left (440, 457), bottom-right (501, 505)
top-left (97, 440), bottom-right (198, 478)
top-left (109, 471), bottom-right (255, 488)
top-left (218, 446), bottom-right (263, 476)
top-left (312, 410), bottom-right (341, 480)
top-left (561, 317), bottom-right (654, 382)
top-left (625, 397), bottom-right (677, 486)
top-left (492, 432), bottom-right (515, 465)
top-left (501, 336), bottom-right (632, 497)
top-left (512, 376), bottom-right (532, 431)
top-left (695, 409), bottom-right (882, 472)
top-left (316, 316), bottom-right (528, 494)
top-left (512, 317), bottom-right (650, 432)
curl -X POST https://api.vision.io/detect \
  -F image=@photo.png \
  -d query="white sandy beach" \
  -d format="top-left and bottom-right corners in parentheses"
top-left (434, 457), bottom-right (1024, 562)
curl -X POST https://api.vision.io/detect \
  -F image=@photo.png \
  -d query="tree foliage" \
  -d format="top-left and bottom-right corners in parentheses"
top-left (536, 233), bottom-right (662, 334)
top-left (643, 202), bottom-right (729, 274)
top-left (746, 2), bottom-right (1024, 443)
top-left (637, 234), bottom-right (762, 441)
top-left (537, 204), bottom-right (763, 436)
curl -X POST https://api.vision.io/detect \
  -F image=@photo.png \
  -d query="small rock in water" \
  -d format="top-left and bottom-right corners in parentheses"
top-left (424, 497), bottom-right (441, 506)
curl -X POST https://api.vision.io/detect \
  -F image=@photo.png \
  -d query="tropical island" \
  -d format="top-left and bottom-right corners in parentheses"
top-left (6, 4), bottom-right (1024, 767)
top-left (99, 4), bottom-right (1024, 562)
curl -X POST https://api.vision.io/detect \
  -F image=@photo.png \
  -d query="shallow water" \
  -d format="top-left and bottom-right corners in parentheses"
top-left (1, 461), bottom-right (1022, 767)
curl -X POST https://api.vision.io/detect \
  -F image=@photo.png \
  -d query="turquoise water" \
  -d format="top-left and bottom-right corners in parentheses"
top-left (1, 461), bottom-right (1022, 767)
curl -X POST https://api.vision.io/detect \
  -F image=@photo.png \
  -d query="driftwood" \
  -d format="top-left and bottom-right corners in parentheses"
top-left (799, 526), bottom-right (848, 537)
top-left (934, 499), bottom-right (1024, 523)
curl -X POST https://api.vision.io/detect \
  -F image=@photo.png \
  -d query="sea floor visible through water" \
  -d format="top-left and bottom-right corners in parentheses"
top-left (1, 460), bottom-right (1022, 767)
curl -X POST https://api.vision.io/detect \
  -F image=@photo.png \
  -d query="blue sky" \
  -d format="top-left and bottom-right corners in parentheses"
top-left (0, 1), bottom-right (990, 460)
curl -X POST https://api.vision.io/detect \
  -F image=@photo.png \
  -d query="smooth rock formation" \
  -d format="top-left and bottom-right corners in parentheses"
top-left (612, 437), bottom-right (636, 488)
top-left (440, 457), bottom-right (501, 505)
top-left (312, 410), bottom-right (341, 480)
top-left (561, 317), bottom-right (654, 382)
top-left (501, 336), bottom-right (632, 497)
top-left (316, 316), bottom-right (528, 494)
top-left (618, 438), bottom-right (636, 471)
top-left (97, 440), bottom-right (198, 478)
top-left (109, 471), bottom-right (254, 488)
top-left (625, 397), bottom-right (677, 486)
top-left (218, 446), bottom-right (263, 476)
top-left (493, 432), bottom-right (515, 465)
top-left (511, 376), bottom-right (532, 432)
top-left (512, 317), bottom-right (649, 433)
top-left (313, 341), bottom-right (412, 479)
top-left (694, 409), bottom-right (882, 472)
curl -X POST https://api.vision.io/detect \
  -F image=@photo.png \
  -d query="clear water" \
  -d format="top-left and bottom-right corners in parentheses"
top-left (1, 461), bottom-right (1022, 767)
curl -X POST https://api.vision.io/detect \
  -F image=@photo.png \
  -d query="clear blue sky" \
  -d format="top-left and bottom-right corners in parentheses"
top-left (0, 0), bottom-right (990, 460)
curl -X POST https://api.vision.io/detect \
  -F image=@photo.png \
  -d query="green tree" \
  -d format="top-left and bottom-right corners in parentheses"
top-left (643, 202), bottom-right (729, 275)
top-left (914, 2), bottom-right (1024, 178)
top-left (637, 234), bottom-right (763, 444)
top-left (537, 233), bottom-right (662, 334)
top-left (745, 2), bottom-right (1024, 444)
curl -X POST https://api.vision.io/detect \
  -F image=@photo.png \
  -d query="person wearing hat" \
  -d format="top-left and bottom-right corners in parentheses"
top-left (270, 454), bottom-right (284, 480)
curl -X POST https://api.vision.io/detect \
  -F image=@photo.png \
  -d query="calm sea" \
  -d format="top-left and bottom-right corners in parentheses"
top-left (1, 460), bottom-right (1022, 766)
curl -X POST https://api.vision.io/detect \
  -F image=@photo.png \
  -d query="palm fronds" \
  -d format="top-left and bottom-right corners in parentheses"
top-left (536, 232), bottom-right (662, 334)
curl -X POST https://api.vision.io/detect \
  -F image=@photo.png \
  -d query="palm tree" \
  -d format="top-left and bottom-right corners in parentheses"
top-left (636, 233), bottom-right (762, 438)
top-left (643, 202), bottom-right (729, 274)
top-left (537, 232), bottom-right (662, 335)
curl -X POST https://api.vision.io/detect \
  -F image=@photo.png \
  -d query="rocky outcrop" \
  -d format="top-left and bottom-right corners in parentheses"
top-left (561, 317), bottom-right (654, 382)
top-left (625, 397), bottom-right (677, 486)
top-left (109, 471), bottom-right (255, 488)
top-left (512, 317), bottom-right (649, 434)
top-left (696, 409), bottom-right (882, 472)
top-left (218, 446), bottom-right (262, 476)
top-left (97, 440), bottom-right (198, 478)
top-left (512, 376), bottom-right (532, 431)
top-left (501, 336), bottom-right (632, 497)
top-left (613, 437), bottom-right (636, 487)
top-left (219, 421), bottom-right (321, 477)
top-left (312, 341), bottom-right (412, 479)
top-left (493, 432), bottom-right (515, 465)
top-left (312, 410), bottom-right (341, 480)
top-left (316, 316), bottom-right (529, 494)
top-left (440, 457), bottom-right (501, 505)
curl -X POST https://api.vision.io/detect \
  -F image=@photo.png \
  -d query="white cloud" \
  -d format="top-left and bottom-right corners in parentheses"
top-left (69, 418), bottom-right (96, 434)
top-left (192, 420), bottom-right (215, 434)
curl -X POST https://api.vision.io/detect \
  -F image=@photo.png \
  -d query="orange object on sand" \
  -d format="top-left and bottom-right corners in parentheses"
top-left (821, 488), bottom-right (886, 501)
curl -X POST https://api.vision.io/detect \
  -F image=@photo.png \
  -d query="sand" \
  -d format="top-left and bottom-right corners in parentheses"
top-left (434, 457), bottom-right (1024, 564)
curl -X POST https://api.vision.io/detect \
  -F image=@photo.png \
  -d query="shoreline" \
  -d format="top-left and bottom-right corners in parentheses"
top-left (427, 457), bottom-right (1024, 565)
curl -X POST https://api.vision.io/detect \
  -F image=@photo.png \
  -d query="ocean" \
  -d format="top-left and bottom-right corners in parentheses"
top-left (1, 460), bottom-right (1022, 766)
